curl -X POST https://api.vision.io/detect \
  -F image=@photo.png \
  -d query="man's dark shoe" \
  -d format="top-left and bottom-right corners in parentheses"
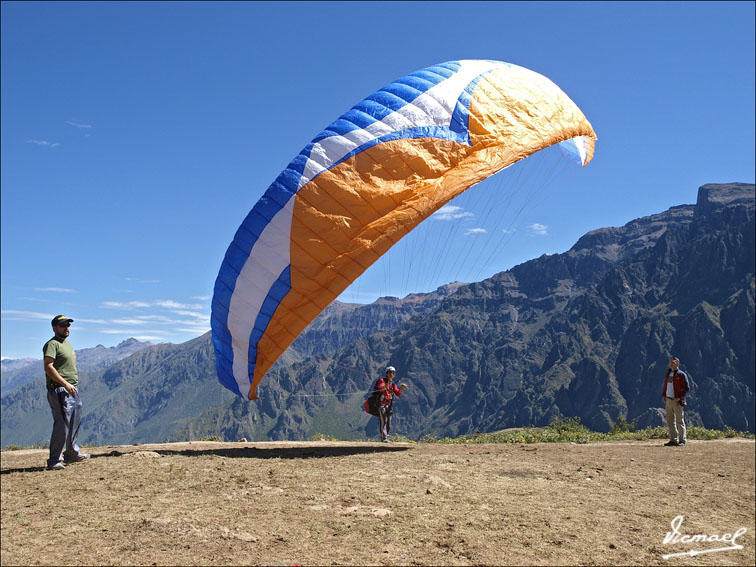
top-left (677, 441), bottom-right (686, 446)
top-left (664, 440), bottom-right (679, 446)
top-left (64, 453), bottom-right (91, 464)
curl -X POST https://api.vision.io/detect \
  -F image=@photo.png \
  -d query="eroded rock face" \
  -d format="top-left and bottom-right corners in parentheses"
top-left (247, 184), bottom-right (754, 439)
top-left (2, 184), bottom-right (754, 446)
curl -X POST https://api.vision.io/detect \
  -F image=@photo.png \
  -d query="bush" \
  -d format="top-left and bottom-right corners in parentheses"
top-left (548, 416), bottom-right (590, 434)
top-left (611, 416), bottom-right (637, 434)
top-left (686, 426), bottom-right (721, 440)
top-left (310, 433), bottom-right (343, 441)
top-left (636, 425), bottom-right (668, 439)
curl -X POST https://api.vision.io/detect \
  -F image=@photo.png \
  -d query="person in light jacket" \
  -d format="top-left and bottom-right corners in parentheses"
top-left (662, 356), bottom-right (691, 446)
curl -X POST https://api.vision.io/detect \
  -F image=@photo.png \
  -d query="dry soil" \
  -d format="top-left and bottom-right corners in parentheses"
top-left (1, 439), bottom-right (754, 566)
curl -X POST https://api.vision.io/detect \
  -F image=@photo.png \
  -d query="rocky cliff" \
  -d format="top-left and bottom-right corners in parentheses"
top-left (2, 184), bottom-right (753, 447)
top-left (178, 183), bottom-right (755, 441)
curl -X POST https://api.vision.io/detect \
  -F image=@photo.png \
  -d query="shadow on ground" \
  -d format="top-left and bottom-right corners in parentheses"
top-left (1, 444), bottom-right (412, 473)
top-left (0, 465), bottom-right (48, 474)
top-left (149, 444), bottom-right (412, 459)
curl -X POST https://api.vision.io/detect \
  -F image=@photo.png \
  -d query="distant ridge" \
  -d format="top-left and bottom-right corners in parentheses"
top-left (182, 183), bottom-right (754, 441)
top-left (1, 183), bottom-right (753, 447)
top-left (0, 338), bottom-right (155, 398)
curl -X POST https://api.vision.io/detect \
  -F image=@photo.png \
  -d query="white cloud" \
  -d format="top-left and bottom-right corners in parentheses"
top-left (100, 300), bottom-right (208, 318)
top-left (103, 298), bottom-right (208, 312)
top-left (170, 309), bottom-right (208, 318)
top-left (96, 298), bottom-right (210, 341)
top-left (66, 120), bottom-right (92, 129)
top-left (110, 318), bottom-right (154, 326)
top-left (528, 223), bottom-right (549, 236)
top-left (100, 329), bottom-right (175, 336)
top-left (0, 310), bottom-right (107, 324)
top-left (102, 301), bottom-right (151, 309)
top-left (175, 326), bottom-right (211, 335)
top-left (132, 315), bottom-right (174, 322)
top-left (34, 287), bottom-right (77, 293)
top-left (176, 317), bottom-right (210, 328)
top-left (1, 310), bottom-right (52, 321)
top-left (26, 139), bottom-right (60, 148)
top-left (2, 292), bottom-right (212, 356)
top-left (432, 205), bottom-right (474, 221)
top-left (464, 228), bottom-right (487, 236)
top-left (154, 300), bottom-right (205, 311)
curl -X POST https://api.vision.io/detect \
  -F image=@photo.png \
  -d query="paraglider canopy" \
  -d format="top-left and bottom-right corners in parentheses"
top-left (211, 59), bottom-right (596, 400)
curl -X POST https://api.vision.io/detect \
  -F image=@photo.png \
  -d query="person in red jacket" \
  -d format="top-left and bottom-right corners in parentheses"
top-left (375, 366), bottom-right (407, 442)
top-left (662, 356), bottom-right (691, 446)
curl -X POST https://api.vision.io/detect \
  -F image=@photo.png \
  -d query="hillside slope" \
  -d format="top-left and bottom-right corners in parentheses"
top-left (182, 183), bottom-right (755, 441)
top-left (1, 338), bottom-right (154, 398)
top-left (0, 285), bottom-right (455, 447)
top-left (2, 183), bottom-right (753, 447)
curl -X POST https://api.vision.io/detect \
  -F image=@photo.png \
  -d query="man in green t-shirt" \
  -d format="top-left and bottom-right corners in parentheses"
top-left (43, 315), bottom-right (90, 470)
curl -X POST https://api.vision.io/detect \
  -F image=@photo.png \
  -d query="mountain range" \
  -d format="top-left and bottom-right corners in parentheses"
top-left (1, 183), bottom-right (753, 448)
top-left (0, 338), bottom-right (154, 398)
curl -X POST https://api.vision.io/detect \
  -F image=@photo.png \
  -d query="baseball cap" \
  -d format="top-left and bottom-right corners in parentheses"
top-left (51, 315), bottom-right (74, 326)
top-left (385, 366), bottom-right (396, 373)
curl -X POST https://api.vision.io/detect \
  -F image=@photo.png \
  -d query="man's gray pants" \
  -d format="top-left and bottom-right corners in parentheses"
top-left (378, 404), bottom-right (393, 441)
top-left (47, 387), bottom-right (83, 467)
top-left (665, 398), bottom-right (686, 444)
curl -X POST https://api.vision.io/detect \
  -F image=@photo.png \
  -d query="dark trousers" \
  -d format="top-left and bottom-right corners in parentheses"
top-left (47, 387), bottom-right (83, 466)
top-left (378, 404), bottom-right (393, 441)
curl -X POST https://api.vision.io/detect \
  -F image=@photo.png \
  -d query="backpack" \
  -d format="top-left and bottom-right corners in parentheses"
top-left (363, 379), bottom-right (381, 416)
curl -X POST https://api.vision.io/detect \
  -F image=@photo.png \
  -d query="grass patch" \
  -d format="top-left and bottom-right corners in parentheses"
top-left (5, 417), bottom-right (753, 450)
top-left (2, 442), bottom-right (48, 451)
top-left (310, 417), bottom-right (753, 445)
top-left (418, 417), bottom-right (755, 445)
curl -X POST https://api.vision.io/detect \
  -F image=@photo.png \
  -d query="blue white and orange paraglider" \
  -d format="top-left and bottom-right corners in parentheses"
top-left (211, 59), bottom-right (596, 400)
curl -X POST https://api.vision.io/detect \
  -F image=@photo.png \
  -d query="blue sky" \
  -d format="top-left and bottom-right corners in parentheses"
top-left (2, 1), bottom-right (754, 359)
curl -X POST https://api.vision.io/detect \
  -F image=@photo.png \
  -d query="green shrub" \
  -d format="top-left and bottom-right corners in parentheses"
top-left (424, 417), bottom-right (754, 445)
top-left (636, 425), bottom-right (668, 439)
top-left (548, 416), bottom-right (590, 434)
top-left (611, 416), bottom-right (637, 434)
top-left (686, 426), bottom-right (721, 440)
top-left (310, 433), bottom-right (342, 441)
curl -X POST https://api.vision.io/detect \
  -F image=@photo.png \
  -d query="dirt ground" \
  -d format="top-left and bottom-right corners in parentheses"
top-left (1, 439), bottom-right (754, 566)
